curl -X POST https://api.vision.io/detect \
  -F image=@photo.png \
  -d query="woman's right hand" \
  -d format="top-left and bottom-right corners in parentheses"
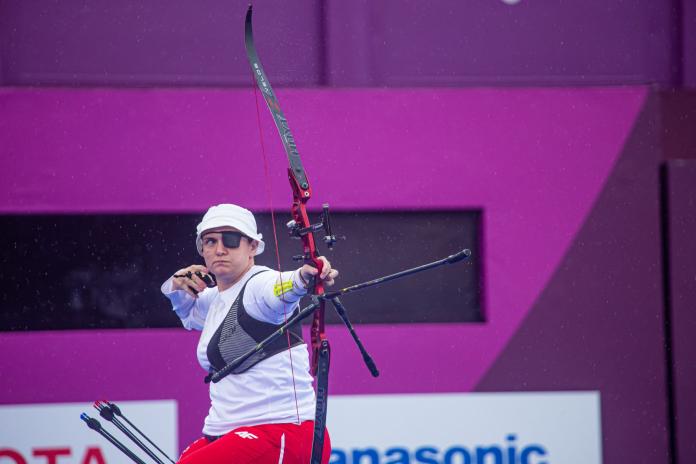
top-left (171, 265), bottom-right (211, 298)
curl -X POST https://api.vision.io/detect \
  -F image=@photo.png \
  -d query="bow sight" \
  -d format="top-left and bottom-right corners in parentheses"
top-left (287, 203), bottom-right (337, 261)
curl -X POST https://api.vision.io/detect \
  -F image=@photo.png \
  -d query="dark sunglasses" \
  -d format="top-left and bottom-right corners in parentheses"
top-left (203, 231), bottom-right (248, 249)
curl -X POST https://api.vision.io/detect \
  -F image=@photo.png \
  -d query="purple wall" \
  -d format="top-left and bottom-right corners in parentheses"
top-left (665, 160), bottom-right (696, 464)
top-left (326, 1), bottom-right (676, 87)
top-left (662, 91), bottom-right (696, 159)
top-left (0, 0), bottom-right (323, 86)
top-left (685, 0), bottom-right (696, 87)
top-left (1, 86), bottom-right (671, 462)
top-left (476, 95), bottom-right (670, 463)
top-left (0, 0), bottom-right (686, 87)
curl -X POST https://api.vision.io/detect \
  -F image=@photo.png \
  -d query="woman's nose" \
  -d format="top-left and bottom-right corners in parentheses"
top-left (215, 240), bottom-right (228, 254)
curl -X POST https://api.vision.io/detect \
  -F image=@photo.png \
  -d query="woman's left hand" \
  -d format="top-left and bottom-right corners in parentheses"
top-left (299, 256), bottom-right (339, 287)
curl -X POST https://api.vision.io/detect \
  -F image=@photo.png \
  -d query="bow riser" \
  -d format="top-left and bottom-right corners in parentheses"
top-left (290, 184), bottom-right (326, 377)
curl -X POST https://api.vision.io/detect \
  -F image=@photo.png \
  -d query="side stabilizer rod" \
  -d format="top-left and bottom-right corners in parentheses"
top-left (322, 249), bottom-right (471, 300)
top-left (206, 249), bottom-right (471, 382)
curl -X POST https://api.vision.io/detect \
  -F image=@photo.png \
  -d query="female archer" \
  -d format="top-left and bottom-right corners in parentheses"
top-left (161, 203), bottom-right (337, 463)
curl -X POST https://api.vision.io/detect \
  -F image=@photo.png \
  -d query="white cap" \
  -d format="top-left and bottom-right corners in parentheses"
top-left (195, 204), bottom-right (265, 256)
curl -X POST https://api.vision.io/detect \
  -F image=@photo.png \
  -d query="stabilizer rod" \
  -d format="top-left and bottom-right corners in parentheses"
top-left (322, 249), bottom-right (471, 300)
top-left (206, 249), bottom-right (471, 383)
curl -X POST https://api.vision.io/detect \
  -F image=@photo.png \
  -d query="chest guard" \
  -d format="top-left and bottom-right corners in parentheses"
top-left (207, 270), bottom-right (305, 375)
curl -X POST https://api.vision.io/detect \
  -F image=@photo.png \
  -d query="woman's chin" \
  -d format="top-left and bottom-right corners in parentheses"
top-left (210, 263), bottom-right (235, 279)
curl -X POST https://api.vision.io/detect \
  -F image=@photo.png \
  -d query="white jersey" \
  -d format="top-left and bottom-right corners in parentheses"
top-left (162, 265), bottom-right (316, 436)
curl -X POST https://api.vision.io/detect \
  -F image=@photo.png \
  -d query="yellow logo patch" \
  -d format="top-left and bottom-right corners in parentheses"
top-left (273, 280), bottom-right (294, 297)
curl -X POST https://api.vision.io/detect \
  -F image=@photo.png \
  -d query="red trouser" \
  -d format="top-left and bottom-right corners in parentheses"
top-left (178, 421), bottom-right (331, 464)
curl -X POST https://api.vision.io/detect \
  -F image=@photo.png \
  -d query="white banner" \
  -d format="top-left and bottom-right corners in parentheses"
top-left (0, 400), bottom-right (177, 464)
top-left (327, 391), bottom-right (602, 464)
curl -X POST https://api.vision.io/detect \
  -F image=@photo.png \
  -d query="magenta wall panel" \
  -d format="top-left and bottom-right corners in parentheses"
top-left (0, 88), bottom-right (646, 366)
top-left (0, 87), bottom-right (653, 458)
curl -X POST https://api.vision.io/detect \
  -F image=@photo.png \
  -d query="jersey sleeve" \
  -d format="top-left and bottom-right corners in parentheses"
top-left (242, 268), bottom-right (309, 325)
